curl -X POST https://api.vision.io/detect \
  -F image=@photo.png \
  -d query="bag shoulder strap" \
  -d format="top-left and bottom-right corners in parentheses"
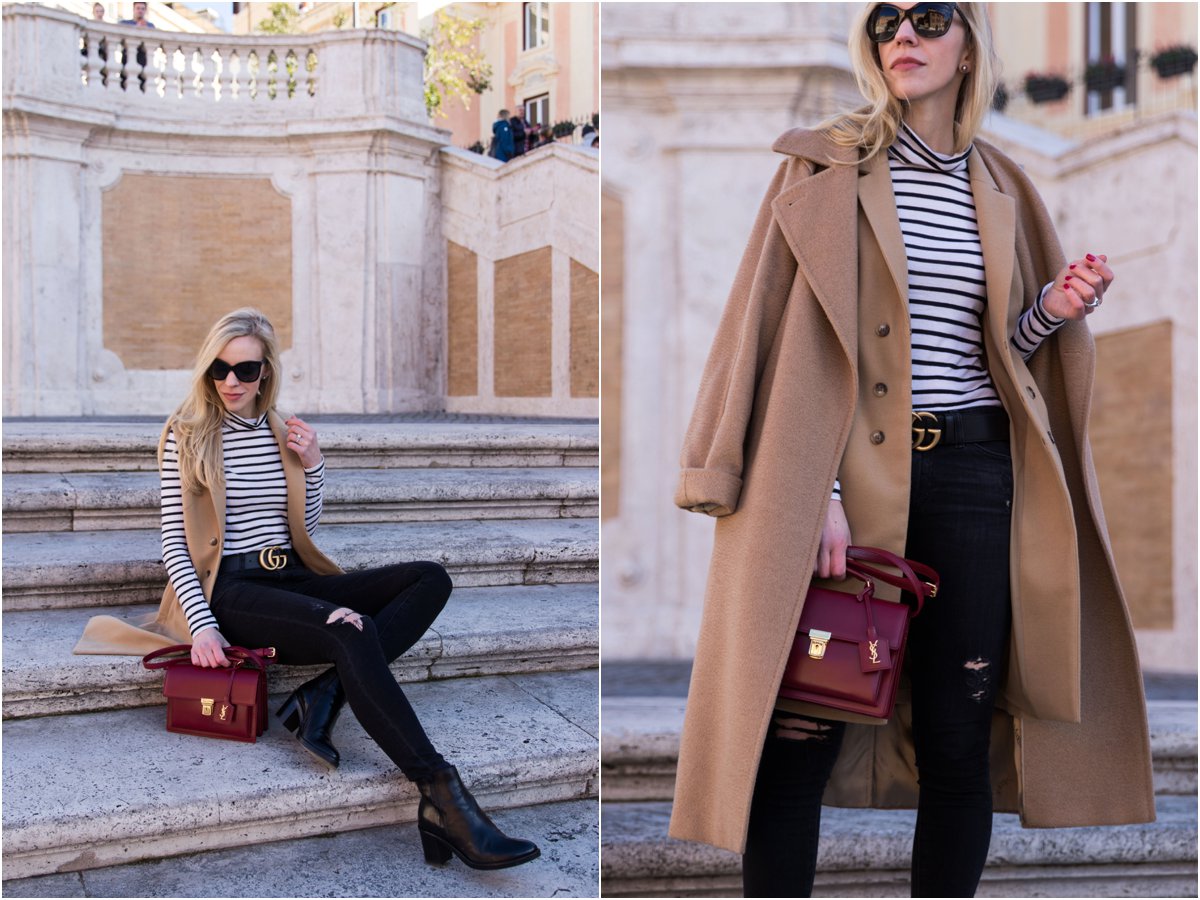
top-left (143, 645), bottom-right (276, 670)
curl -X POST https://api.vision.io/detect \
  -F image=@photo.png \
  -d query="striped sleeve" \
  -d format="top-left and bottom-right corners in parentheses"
top-left (1011, 282), bottom-right (1065, 361)
top-left (303, 457), bottom-right (325, 536)
top-left (160, 430), bottom-right (220, 638)
top-left (831, 479), bottom-right (841, 502)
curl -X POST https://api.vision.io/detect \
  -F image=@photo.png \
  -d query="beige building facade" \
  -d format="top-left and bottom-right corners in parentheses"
top-left (600, 2), bottom-right (1197, 674)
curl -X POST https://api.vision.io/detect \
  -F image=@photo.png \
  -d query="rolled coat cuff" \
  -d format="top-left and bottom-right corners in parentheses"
top-left (675, 468), bottom-right (742, 517)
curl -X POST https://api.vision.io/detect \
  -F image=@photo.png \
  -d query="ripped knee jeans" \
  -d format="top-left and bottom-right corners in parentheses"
top-left (210, 560), bottom-right (453, 780)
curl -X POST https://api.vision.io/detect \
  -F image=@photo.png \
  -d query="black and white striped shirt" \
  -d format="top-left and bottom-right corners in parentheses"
top-left (890, 122), bottom-right (1063, 409)
top-left (832, 124), bottom-right (1063, 502)
top-left (160, 411), bottom-right (324, 637)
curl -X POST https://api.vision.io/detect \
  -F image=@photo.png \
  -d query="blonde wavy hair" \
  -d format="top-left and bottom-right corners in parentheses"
top-left (159, 308), bottom-right (282, 494)
top-left (821, 2), bottom-right (1000, 162)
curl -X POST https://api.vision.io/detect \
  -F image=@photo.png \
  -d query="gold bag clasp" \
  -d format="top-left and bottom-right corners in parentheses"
top-left (808, 629), bottom-right (832, 660)
top-left (200, 698), bottom-right (214, 716)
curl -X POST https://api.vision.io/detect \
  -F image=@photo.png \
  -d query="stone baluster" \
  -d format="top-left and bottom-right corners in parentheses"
top-left (189, 47), bottom-right (203, 99)
top-left (285, 48), bottom-right (298, 99)
top-left (170, 45), bottom-right (185, 99)
top-left (266, 48), bottom-right (278, 100)
top-left (247, 49), bottom-right (259, 100)
top-left (304, 48), bottom-right (318, 97)
top-left (228, 49), bottom-right (242, 101)
top-left (208, 47), bottom-right (224, 101)
top-left (80, 32), bottom-right (97, 88)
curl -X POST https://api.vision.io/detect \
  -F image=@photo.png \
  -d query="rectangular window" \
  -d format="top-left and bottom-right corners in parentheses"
top-left (1084, 1), bottom-right (1137, 115)
top-left (524, 94), bottom-right (550, 132)
top-left (523, 2), bottom-right (550, 51)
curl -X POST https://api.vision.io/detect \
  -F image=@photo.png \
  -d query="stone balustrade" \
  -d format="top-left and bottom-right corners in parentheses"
top-left (4, 3), bottom-right (431, 130)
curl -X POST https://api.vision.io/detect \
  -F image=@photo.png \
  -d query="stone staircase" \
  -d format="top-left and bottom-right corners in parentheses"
top-left (1, 417), bottom-right (599, 897)
top-left (600, 677), bottom-right (1198, 898)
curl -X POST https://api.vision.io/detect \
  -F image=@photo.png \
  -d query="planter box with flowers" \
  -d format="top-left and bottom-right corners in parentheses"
top-left (1085, 57), bottom-right (1127, 93)
top-left (1024, 72), bottom-right (1070, 104)
top-left (1150, 44), bottom-right (1198, 79)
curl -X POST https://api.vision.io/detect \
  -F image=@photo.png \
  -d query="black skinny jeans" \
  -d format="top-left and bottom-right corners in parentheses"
top-left (743, 436), bottom-right (1014, 898)
top-left (209, 559), bottom-right (454, 782)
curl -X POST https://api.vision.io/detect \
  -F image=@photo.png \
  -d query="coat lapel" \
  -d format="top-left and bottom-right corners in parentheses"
top-left (770, 163), bottom-right (860, 363)
top-left (857, 151), bottom-right (909, 308)
top-left (969, 150), bottom-right (1019, 353)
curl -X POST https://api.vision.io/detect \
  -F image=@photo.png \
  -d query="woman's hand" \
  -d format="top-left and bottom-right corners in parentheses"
top-left (286, 416), bottom-right (322, 469)
top-left (815, 498), bottom-right (851, 580)
top-left (191, 628), bottom-right (231, 668)
top-left (1042, 253), bottom-right (1113, 321)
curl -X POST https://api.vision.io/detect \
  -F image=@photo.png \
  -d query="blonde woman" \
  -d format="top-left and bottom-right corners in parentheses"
top-left (670, 3), bottom-right (1153, 896)
top-left (77, 308), bottom-right (539, 871)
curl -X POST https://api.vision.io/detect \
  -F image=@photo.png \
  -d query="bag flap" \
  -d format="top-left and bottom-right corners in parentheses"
top-left (163, 666), bottom-right (260, 705)
top-left (798, 586), bottom-right (909, 648)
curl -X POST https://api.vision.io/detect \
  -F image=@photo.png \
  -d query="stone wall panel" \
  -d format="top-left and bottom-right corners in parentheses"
top-left (101, 174), bottom-right (293, 370)
top-left (447, 241), bottom-right (479, 396)
top-left (569, 259), bottom-right (599, 398)
top-left (494, 246), bottom-right (552, 397)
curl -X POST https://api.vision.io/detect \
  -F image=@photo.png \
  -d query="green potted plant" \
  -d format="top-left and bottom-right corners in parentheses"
top-left (467, 141), bottom-right (485, 155)
top-left (1085, 56), bottom-right (1126, 92)
top-left (552, 119), bottom-right (576, 139)
top-left (1150, 44), bottom-right (1198, 79)
top-left (1024, 71), bottom-right (1070, 104)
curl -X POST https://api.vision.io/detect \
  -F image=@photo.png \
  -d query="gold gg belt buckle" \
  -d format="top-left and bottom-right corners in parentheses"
top-left (258, 546), bottom-right (288, 570)
top-left (911, 411), bottom-right (942, 451)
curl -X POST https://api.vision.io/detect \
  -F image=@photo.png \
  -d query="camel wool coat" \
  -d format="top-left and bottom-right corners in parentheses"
top-left (669, 128), bottom-right (1155, 854)
top-left (74, 410), bottom-right (344, 656)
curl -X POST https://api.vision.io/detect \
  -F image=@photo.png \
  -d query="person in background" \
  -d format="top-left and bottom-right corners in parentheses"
top-left (508, 112), bottom-right (528, 158)
top-left (119, 0), bottom-right (155, 27)
top-left (581, 124), bottom-right (598, 149)
top-left (93, 3), bottom-right (106, 20)
top-left (491, 109), bottom-right (516, 163)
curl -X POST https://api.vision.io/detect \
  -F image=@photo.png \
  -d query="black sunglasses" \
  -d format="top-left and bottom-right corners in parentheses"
top-left (208, 358), bottom-right (265, 383)
top-left (867, 3), bottom-right (957, 43)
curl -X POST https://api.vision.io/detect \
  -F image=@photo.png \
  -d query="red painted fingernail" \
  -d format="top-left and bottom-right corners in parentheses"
top-left (1086, 254), bottom-right (1096, 261)
top-left (1069, 264), bottom-right (1076, 269)
top-left (1065, 275), bottom-right (1072, 281)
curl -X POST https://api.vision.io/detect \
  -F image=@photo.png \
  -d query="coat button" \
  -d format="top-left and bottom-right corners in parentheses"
top-left (873, 382), bottom-right (888, 397)
top-left (210, 538), bottom-right (218, 546)
top-left (870, 431), bottom-right (885, 445)
top-left (876, 323), bottom-right (890, 337)
top-left (1025, 385), bottom-right (1036, 399)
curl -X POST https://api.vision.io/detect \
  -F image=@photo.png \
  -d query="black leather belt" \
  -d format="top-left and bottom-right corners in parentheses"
top-left (911, 408), bottom-right (1009, 451)
top-left (218, 546), bottom-right (299, 574)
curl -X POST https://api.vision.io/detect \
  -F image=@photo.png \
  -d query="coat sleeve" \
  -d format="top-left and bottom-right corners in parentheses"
top-left (675, 159), bottom-right (806, 516)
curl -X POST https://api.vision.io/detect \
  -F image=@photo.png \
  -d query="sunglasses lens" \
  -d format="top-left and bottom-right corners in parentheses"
top-left (209, 360), bottom-right (263, 382)
top-left (868, 5), bottom-right (901, 41)
top-left (912, 4), bottom-right (952, 37)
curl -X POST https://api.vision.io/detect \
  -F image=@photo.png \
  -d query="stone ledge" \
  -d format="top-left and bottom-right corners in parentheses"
top-left (600, 798), bottom-right (1197, 898)
top-left (600, 697), bottom-right (1196, 798)
top-left (3, 583), bottom-right (598, 719)
top-left (2, 518), bottom-right (599, 610)
top-left (3, 467), bottom-right (599, 533)
top-left (2, 797), bottom-right (599, 899)
top-left (3, 670), bottom-right (598, 881)
top-left (2, 421), bottom-right (598, 474)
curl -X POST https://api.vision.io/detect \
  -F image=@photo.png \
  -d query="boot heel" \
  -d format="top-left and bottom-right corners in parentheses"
top-left (275, 694), bottom-right (301, 734)
top-left (419, 829), bottom-right (453, 865)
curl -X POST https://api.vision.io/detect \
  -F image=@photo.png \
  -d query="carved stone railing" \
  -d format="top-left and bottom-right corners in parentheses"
top-left (3, 3), bottom-right (432, 129)
top-left (79, 28), bottom-right (320, 102)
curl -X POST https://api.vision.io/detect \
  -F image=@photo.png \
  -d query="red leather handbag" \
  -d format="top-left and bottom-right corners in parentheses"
top-left (142, 645), bottom-right (276, 743)
top-left (779, 546), bottom-right (939, 720)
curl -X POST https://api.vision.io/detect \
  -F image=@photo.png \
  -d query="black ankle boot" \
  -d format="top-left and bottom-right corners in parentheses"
top-left (416, 765), bottom-right (540, 870)
top-left (276, 668), bottom-right (345, 768)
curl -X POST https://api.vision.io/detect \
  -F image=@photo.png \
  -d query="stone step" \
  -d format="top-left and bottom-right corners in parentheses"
top-left (2, 669), bottom-right (598, 881)
top-left (2, 797), bottom-right (599, 898)
top-left (1, 420), bottom-right (598, 473)
top-left (3, 583), bottom-right (598, 719)
top-left (2, 467), bottom-right (599, 533)
top-left (600, 696), bottom-right (1197, 800)
top-left (2, 518), bottom-right (598, 611)
top-left (599, 797), bottom-right (1197, 898)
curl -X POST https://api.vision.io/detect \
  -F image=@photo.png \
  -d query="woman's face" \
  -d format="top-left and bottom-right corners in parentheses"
top-left (211, 335), bottom-right (267, 418)
top-left (875, 3), bottom-right (970, 111)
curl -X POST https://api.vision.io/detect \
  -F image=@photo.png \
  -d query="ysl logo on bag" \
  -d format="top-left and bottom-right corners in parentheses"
top-left (218, 704), bottom-right (229, 721)
top-left (868, 640), bottom-right (880, 665)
